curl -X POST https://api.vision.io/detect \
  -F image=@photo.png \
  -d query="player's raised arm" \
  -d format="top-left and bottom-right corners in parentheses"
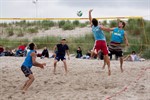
top-left (100, 25), bottom-right (114, 32)
top-left (89, 9), bottom-right (93, 27)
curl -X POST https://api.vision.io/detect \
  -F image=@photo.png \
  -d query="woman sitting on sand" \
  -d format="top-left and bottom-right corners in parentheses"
top-left (124, 51), bottom-right (145, 61)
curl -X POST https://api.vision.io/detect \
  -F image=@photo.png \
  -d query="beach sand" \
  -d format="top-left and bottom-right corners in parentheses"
top-left (0, 56), bottom-right (150, 100)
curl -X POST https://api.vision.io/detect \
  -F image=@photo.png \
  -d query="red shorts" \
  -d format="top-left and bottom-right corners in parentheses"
top-left (93, 40), bottom-right (108, 55)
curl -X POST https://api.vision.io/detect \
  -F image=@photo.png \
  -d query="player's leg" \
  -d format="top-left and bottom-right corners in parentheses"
top-left (103, 55), bottom-right (111, 76)
top-left (120, 57), bottom-right (123, 72)
top-left (21, 66), bottom-right (34, 92)
top-left (22, 74), bottom-right (35, 93)
top-left (102, 51), bottom-right (113, 69)
top-left (53, 59), bottom-right (58, 74)
top-left (101, 41), bottom-right (111, 76)
top-left (91, 41), bottom-right (97, 59)
top-left (94, 40), bottom-right (110, 75)
top-left (21, 80), bottom-right (28, 90)
top-left (102, 57), bottom-right (106, 69)
top-left (62, 60), bottom-right (68, 74)
top-left (117, 51), bottom-right (124, 72)
top-left (61, 57), bottom-right (68, 74)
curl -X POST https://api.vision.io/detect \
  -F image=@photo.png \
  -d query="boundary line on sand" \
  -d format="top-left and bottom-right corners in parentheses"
top-left (105, 66), bottom-right (150, 100)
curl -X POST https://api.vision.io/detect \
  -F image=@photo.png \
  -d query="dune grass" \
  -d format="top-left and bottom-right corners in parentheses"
top-left (0, 38), bottom-right (29, 49)
top-left (0, 19), bottom-right (150, 58)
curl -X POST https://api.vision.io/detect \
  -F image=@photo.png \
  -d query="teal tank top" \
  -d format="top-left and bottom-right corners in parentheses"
top-left (111, 28), bottom-right (125, 43)
top-left (22, 50), bottom-right (35, 68)
top-left (92, 25), bottom-right (106, 41)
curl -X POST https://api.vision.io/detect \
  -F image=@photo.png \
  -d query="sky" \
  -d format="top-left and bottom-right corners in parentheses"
top-left (0, 0), bottom-right (150, 20)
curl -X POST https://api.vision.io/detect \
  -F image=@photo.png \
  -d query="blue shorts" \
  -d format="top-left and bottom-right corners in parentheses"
top-left (55, 55), bottom-right (66, 61)
top-left (21, 65), bottom-right (33, 77)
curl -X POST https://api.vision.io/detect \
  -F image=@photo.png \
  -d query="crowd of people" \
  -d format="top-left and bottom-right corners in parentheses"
top-left (0, 44), bottom-right (27, 57)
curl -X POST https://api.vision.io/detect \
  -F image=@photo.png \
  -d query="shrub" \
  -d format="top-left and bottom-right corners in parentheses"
top-left (62, 23), bottom-right (75, 30)
top-left (6, 27), bottom-right (14, 36)
top-left (73, 20), bottom-right (80, 26)
top-left (109, 20), bottom-right (117, 27)
top-left (142, 48), bottom-right (150, 59)
top-left (0, 23), bottom-right (8, 27)
top-left (41, 20), bottom-right (55, 30)
top-left (27, 27), bottom-right (38, 33)
top-left (16, 29), bottom-right (24, 37)
top-left (126, 18), bottom-right (143, 35)
top-left (102, 20), bottom-right (107, 26)
top-left (0, 38), bottom-right (29, 49)
top-left (15, 20), bottom-right (26, 27)
top-left (79, 23), bottom-right (87, 28)
top-left (58, 20), bottom-right (66, 28)
top-left (85, 21), bottom-right (90, 25)
top-left (33, 36), bottom-right (61, 48)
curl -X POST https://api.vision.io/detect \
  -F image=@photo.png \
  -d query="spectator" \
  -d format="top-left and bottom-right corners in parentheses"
top-left (76, 47), bottom-right (82, 58)
top-left (124, 51), bottom-right (145, 61)
top-left (4, 49), bottom-right (15, 56)
top-left (16, 44), bottom-right (26, 57)
top-left (41, 47), bottom-right (49, 59)
top-left (82, 50), bottom-right (92, 59)
top-left (50, 51), bottom-right (57, 58)
top-left (0, 45), bottom-right (4, 56)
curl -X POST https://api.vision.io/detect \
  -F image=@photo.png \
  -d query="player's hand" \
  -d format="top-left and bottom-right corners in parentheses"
top-left (89, 9), bottom-right (93, 13)
top-left (40, 63), bottom-right (46, 69)
top-left (53, 53), bottom-right (56, 58)
top-left (42, 63), bottom-right (46, 66)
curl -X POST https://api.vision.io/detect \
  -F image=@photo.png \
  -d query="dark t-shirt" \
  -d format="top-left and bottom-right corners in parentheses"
top-left (56, 44), bottom-right (69, 56)
top-left (42, 49), bottom-right (49, 57)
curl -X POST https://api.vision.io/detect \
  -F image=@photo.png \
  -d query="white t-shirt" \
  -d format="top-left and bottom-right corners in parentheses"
top-left (130, 54), bottom-right (137, 61)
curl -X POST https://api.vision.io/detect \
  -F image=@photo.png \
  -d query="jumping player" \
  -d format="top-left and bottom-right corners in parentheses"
top-left (103, 20), bottom-right (129, 72)
top-left (21, 43), bottom-right (46, 94)
top-left (89, 9), bottom-right (111, 76)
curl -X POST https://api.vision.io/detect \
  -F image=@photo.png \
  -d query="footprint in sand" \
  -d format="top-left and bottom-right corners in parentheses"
top-left (44, 81), bottom-right (48, 84)
top-left (53, 81), bottom-right (66, 85)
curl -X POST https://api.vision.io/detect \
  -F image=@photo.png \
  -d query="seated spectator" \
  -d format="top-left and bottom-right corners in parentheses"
top-left (82, 50), bottom-right (92, 59)
top-left (16, 44), bottom-right (26, 57)
top-left (41, 47), bottom-right (49, 59)
top-left (4, 49), bottom-right (15, 56)
top-left (50, 51), bottom-right (57, 58)
top-left (76, 47), bottom-right (82, 58)
top-left (0, 46), bottom-right (4, 56)
top-left (86, 50), bottom-right (91, 57)
top-left (124, 51), bottom-right (145, 61)
top-left (24, 46), bottom-right (30, 56)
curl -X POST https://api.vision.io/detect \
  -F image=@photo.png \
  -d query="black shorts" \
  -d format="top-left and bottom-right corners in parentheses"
top-left (21, 65), bottom-right (33, 77)
top-left (55, 55), bottom-right (66, 61)
top-left (109, 50), bottom-right (123, 57)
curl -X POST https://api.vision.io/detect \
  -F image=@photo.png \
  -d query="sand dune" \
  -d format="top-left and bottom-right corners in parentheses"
top-left (1, 27), bottom-right (92, 40)
top-left (0, 56), bottom-right (150, 100)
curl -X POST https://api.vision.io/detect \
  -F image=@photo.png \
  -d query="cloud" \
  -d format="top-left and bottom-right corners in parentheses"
top-left (1, 0), bottom-right (149, 19)
top-left (58, 0), bottom-right (149, 9)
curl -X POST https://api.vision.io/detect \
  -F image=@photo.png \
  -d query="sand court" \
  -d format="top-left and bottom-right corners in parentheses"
top-left (0, 56), bottom-right (150, 100)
